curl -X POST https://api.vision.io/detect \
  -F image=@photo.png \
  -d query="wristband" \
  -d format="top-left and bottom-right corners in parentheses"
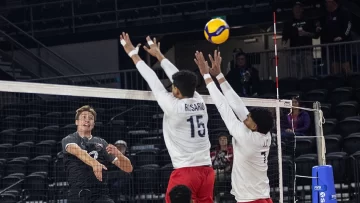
top-left (203, 73), bottom-right (211, 80)
top-left (216, 73), bottom-right (224, 80)
top-left (128, 46), bottom-right (139, 57)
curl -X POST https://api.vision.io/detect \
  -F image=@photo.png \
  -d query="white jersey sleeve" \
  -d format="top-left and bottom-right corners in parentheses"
top-left (135, 61), bottom-right (176, 114)
top-left (220, 81), bottom-right (249, 121)
top-left (160, 58), bottom-right (178, 83)
top-left (206, 81), bottom-right (249, 139)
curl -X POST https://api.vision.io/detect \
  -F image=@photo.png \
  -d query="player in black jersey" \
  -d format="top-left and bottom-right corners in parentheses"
top-left (61, 105), bottom-right (133, 203)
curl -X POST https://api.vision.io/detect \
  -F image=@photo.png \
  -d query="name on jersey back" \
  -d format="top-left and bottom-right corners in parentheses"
top-left (184, 103), bottom-right (205, 112)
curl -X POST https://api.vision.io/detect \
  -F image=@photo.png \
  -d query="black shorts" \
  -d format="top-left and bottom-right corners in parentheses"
top-left (328, 44), bottom-right (351, 64)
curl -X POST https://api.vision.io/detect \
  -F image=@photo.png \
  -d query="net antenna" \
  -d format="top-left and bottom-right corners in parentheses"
top-left (273, 11), bottom-right (284, 203)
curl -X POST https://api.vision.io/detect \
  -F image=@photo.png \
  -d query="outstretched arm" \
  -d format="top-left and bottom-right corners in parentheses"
top-left (194, 51), bottom-right (248, 138)
top-left (120, 33), bottom-right (175, 114)
top-left (208, 50), bottom-right (249, 121)
top-left (143, 36), bottom-right (178, 82)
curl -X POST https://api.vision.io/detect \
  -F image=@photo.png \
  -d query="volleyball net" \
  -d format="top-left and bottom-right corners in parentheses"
top-left (0, 80), bottom-right (327, 203)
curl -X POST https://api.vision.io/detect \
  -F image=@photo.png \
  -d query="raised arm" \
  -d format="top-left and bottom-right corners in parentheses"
top-left (143, 36), bottom-right (178, 82)
top-left (120, 33), bottom-right (176, 114)
top-left (194, 51), bottom-right (248, 137)
top-left (208, 50), bottom-right (249, 121)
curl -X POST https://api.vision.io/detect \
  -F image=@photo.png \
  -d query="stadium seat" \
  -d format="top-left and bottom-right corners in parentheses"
top-left (0, 129), bottom-right (17, 145)
top-left (108, 169), bottom-right (132, 202)
top-left (294, 137), bottom-right (316, 157)
top-left (0, 144), bottom-right (12, 159)
top-left (344, 133), bottom-right (360, 155)
top-left (159, 163), bottom-right (173, 192)
top-left (37, 125), bottom-right (59, 142)
top-left (62, 111), bottom-right (76, 125)
top-left (0, 193), bottom-right (17, 203)
top-left (282, 91), bottom-right (303, 100)
top-left (325, 134), bottom-right (342, 153)
top-left (33, 140), bottom-right (56, 158)
top-left (323, 118), bottom-right (337, 135)
top-left (23, 172), bottom-right (48, 201)
top-left (150, 113), bottom-right (163, 129)
top-left (326, 152), bottom-right (348, 185)
top-left (330, 88), bottom-right (353, 106)
top-left (105, 106), bottom-right (127, 121)
top-left (133, 164), bottom-right (160, 195)
top-left (158, 149), bottom-right (172, 167)
top-left (7, 143), bottom-right (33, 159)
top-left (349, 151), bottom-right (360, 186)
top-left (141, 136), bottom-right (165, 149)
top-left (135, 149), bottom-right (159, 167)
top-left (348, 74), bottom-right (360, 89)
top-left (21, 114), bottom-right (41, 129)
top-left (268, 156), bottom-right (294, 188)
top-left (42, 112), bottom-right (62, 127)
top-left (295, 154), bottom-right (318, 186)
top-left (53, 153), bottom-right (66, 183)
top-left (298, 77), bottom-right (319, 93)
top-left (27, 156), bottom-right (51, 175)
top-left (305, 89), bottom-right (327, 103)
top-left (5, 158), bottom-right (28, 176)
top-left (17, 127), bottom-right (38, 143)
top-left (334, 101), bottom-right (359, 121)
top-left (1, 174), bottom-right (23, 192)
top-left (320, 75), bottom-right (345, 91)
top-left (1, 115), bottom-right (21, 130)
top-left (320, 104), bottom-right (332, 118)
top-left (278, 77), bottom-right (298, 95)
top-left (61, 124), bottom-right (77, 138)
top-left (356, 88), bottom-right (360, 102)
top-left (336, 119), bottom-right (360, 138)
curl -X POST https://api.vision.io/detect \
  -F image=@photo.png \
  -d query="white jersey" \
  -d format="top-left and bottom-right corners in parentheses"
top-left (207, 81), bottom-right (271, 202)
top-left (135, 59), bottom-right (211, 169)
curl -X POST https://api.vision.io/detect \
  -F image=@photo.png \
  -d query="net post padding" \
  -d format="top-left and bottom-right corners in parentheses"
top-left (313, 102), bottom-right (326, 166)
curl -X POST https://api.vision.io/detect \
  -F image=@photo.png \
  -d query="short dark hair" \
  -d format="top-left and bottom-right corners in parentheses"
top-left (172, 70), bottom-right (197, 98)
top-left (250, 108), bottom-right (274, 134)
top-left (169, 185), bottom-right (192, 203)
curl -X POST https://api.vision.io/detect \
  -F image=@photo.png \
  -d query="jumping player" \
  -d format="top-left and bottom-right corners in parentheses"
top-left (194, 50), bottom-right (274, 203)
top-left (119, 33), bottom-right (214, 203)
top-left (61, 105), bottom-right (133, 203)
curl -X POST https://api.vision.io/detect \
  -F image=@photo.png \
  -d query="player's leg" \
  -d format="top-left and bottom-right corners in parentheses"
top-left (195, 166), bottom-right (215, 203)
top-left (165, 168), bottom-right (197, 203)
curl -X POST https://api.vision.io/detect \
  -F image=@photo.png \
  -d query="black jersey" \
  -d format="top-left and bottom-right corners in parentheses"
top-left (61, 132), bottom-right (116, 195)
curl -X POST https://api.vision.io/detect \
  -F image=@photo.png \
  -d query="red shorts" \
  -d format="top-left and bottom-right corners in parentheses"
top-left (165, 166), bottom-right (215, 203)
top-left (238, 198), bottom-right (273, 203)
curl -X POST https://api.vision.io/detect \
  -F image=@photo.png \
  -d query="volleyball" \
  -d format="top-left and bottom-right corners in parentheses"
top-left (204, 18), bottom-right (230, 44)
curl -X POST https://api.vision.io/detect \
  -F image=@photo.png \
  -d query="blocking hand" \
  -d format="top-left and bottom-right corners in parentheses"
top-left (194, 51), bottom-right (210, 76)
top-left (119, 32), bottom-right (141, 56)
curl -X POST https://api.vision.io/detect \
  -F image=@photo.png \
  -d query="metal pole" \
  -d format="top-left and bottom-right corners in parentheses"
top-left (313, 102), bottom-right (326, 166)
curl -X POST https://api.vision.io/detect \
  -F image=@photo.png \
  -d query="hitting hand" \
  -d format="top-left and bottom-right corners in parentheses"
top-left (92, 161), bottom-right (107, 182)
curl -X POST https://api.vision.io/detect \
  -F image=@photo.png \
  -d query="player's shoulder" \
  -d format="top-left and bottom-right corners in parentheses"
top-left (62, 132), bottom-right (78, 142)
top-left (92, 136), bottom-right (107, 144)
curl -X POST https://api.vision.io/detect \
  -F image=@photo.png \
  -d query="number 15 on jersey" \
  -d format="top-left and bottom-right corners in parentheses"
top-left (187, 115), bottom-right (206, 138)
